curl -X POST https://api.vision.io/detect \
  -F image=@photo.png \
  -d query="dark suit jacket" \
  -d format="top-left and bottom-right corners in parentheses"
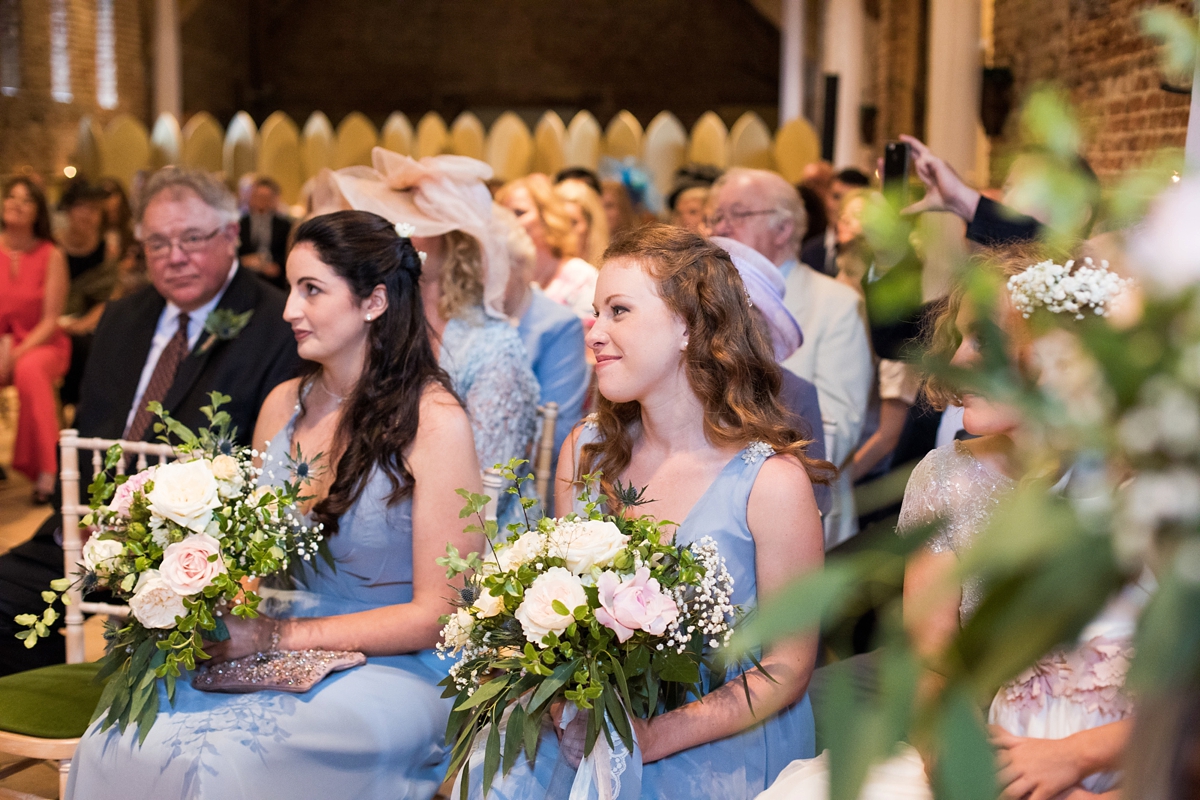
top-left (238, 213), bottom-right (293, 290)
top-left (75, 265), bottom-right (303, 445)
top-left (779, 368), bottom-right (831, 516)
top-left (966, 196), bottom-right (1043, 247)
top-left (800, 234), bottom-right (835, 277)
top-left (0, 267), bottom-right (302, 676)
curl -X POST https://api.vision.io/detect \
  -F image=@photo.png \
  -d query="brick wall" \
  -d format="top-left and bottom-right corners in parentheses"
top-left (989, 0), bottom-right (1192, 183)
top-left (0, 0), bottom-right (146, 185)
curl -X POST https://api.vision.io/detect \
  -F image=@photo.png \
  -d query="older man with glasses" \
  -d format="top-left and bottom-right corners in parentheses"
top-left (708, 167), bottom-right (873, 549)
top-left (0, 167), bottom-right (302, 675)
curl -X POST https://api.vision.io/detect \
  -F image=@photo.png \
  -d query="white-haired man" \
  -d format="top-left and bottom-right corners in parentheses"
top-left (709, 167), bottom-right (872, 548)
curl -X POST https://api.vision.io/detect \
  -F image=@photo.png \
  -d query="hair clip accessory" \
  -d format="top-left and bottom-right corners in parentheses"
top-left (395, 222), bottom-right (416, 238)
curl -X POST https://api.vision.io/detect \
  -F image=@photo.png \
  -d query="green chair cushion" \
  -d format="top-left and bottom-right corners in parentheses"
top-left (0, 662), bottom-right (105, 739)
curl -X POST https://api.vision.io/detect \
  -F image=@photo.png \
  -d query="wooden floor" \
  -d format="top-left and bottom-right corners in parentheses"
top-left (0, 387), bottom-right (104, 799)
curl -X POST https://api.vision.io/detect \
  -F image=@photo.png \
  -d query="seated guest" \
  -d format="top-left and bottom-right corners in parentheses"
top-left (0, 167), bottom-right (302, 676)
top-left (57, 179), bottom-right (118, 406)
top-left (800, 167), bottom-right (870, 277)
top-left (67, 210), bottom-right (483, 800)
top-left (554, 178), bottom-right (610, 266)
top-left (0, 176), bottom-right (70, 502)
top-left (554, 166), bottom-right (602, 195)
top-left (474, 224), bottom-right (825, 799)
top-left (97, 176), bottom-right (135, 262)
top-left (709, 168), bottom-right (872, 548)
top-left (500, 210), bottom-right (589, 513)
top-left (668, 163), bottom-right (723, 234)
top-left (237, 175), bottom-right (292, 290)
top-left (712, 235), bottom-right (831, 517)
top-left (497, 174), bottom-right (598, 323)
top-left (329, 148), bottom-right (540, 523)
top-left (601, 177), bottom-right (639, 237)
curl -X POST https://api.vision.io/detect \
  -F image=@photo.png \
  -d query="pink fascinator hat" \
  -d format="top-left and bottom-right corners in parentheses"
top-left (319, 147), bottom-right (510, 316)
top-left (710, 236), bottom-right (804, 361)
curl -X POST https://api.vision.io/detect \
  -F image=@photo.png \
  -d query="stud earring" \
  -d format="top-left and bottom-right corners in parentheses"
top-left (365, 314), bottom-right (373, 321)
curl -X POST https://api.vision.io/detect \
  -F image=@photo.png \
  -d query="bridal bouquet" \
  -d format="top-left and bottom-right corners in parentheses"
top-left (16, 393), bottom-right (324, 742)
top-left (436, 464), bottom-right (740, 797)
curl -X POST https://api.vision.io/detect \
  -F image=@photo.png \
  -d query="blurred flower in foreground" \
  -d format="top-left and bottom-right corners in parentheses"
top-left (1128, 178), bottom-right (1200, 293)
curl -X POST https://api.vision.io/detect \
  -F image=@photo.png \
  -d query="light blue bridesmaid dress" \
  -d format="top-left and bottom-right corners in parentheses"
top-left (468, 424), bottom-right (817, 800)
top-left (66, 411), bottom-right (454, 800)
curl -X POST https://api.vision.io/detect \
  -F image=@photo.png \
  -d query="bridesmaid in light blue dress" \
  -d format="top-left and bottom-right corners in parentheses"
top-left (469, 224), bottom-right (828, 800)
top-left (67, 211), bottom-right (484, 799)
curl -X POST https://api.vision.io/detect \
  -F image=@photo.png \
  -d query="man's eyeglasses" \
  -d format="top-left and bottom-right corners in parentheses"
top-left (141, 227), bottom-right (224, 259)
top-left (706, 208), bottom-right (777, 229)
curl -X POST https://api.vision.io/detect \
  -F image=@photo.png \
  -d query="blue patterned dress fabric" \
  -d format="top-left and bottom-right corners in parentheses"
top-left (440, 306), bottom-right (541, 526)
top-left (66, 411), bottom-right (454, 800)
top-left (467, 424), bottom-right (816, 800)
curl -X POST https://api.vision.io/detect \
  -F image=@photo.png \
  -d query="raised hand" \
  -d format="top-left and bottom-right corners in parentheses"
top-left (899, 135), bottom-right (982, 222)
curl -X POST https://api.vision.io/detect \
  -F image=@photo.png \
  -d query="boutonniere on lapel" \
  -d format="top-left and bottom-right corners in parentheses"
top-left (197, 308), bottom-right (254, 356)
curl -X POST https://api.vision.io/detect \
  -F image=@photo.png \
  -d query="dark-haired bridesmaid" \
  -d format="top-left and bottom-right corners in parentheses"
top-left (67, 210), bottom-right (483, 800)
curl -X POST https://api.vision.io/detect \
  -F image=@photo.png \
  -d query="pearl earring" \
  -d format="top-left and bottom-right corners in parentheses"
top-left (365, 314), bottom-right (373, 321)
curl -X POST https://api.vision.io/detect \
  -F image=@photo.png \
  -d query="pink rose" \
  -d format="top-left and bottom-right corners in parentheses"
top-left (158, 532), bottom-right (227, 596)
top-left (594, 567), bottom-right (679, 643)
top-left (107, 466), bottom-right (157, 517)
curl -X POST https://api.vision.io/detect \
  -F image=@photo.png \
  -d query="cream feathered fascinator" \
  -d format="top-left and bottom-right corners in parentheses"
top-left (316, 147), bottom-right (511, 317)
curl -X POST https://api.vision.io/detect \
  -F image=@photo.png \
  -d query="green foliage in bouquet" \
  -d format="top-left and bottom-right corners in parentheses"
top-left (16, 393), bottom-right (324, 742)
top-left (436, 461), bottom-right (744, 798)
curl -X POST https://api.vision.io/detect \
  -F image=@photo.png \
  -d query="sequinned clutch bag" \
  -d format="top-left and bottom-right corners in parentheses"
top-left (192, 649), bottom-right (367, 693)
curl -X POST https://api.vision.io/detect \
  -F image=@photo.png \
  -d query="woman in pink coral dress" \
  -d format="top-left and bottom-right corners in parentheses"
top-left (758, 249), bottom-right (1150, 800)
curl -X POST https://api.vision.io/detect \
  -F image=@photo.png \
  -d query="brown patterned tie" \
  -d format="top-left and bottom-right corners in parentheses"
top-left (125, 312), bottom-right (190, 442)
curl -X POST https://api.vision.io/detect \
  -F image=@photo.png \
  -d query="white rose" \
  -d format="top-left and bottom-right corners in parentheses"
top-left (128, 570), bottom-right (187, 629)
top-left (81, 536), bottom-right (124, 577)
top-left (514, 567), bottom-right (588, 645)
top-left (442, 608), bottom-right (475, 649)
top-left (146, 460), bottom-right (222, 532)
top-left (547, 519), bottom-right (629, 575)
top-left (159, 532), bottom-right (227, 596)
top-left (496, 531), bottom-right (547, 572)
top-left (249, 485), bottom-right (280, 518)
top-left (210, 454), bottom-right (240, 481)
top-left (473, 588), bottom-right (505, 618)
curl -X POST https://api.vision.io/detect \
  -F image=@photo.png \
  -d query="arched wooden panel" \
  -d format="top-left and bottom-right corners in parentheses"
top-left (380, 112), bottom-right (413, 155)
top-left (223, 111), bottom-right (259, 187)
top-left (773, 117), bottom-right (822, 183)
top-left (149, 113), bottom-right (182, 169)
top-left (564, 111), bottom-right (601, 171)
top-left (72, 116), bottom-right (104, 180)
top-left (486, 111), bottom-right (533, 182)
top-left (258, 111), bottom-right (303, 204)
top-left (450, 112), bottom-right (486, 160)
top-left (728, 111), bottom-right (774, 170)
top-left (415, 112), bottom-right (449, 159)
top-left (181, 111), bottom-right (224, 174)
top-left (642, 111), bottom-right (688, 200)
top-left (334, 111), bottom-right (379, 169)
top-left (604, 110), bottom-right (643, 160)
top-left (532, 111), bottom-right (566, 176)
top-left (300, 112), bottom-right (335, 181)
top-left (688, 111), bottom-right (728, 169)
top-left (100, 113), bottom-right (151, 191)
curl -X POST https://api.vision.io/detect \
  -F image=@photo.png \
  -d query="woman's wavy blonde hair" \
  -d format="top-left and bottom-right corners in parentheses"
top-left (555, 179), bottom-right (610, 266)
top-left (495, 174), bottom-right (578, 259)
top-left (436, 230), bottom-right (486, 320)
top-left (578, 223), bottom-right (834, 502)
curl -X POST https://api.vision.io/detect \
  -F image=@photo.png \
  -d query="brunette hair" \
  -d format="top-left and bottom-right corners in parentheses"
top-left (290, 210), bottom-right (457, 533)
top-left (923, 241), bottom-right (1065, 409)
top-left (496, 174), bottom-right (578, 259)
top-left (1, 176), bottom-right (53, 241)
top-left (579, 223), bottom-right (833, 498)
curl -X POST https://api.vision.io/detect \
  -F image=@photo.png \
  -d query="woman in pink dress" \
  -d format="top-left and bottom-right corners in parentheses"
top-left (0, 177), bottom-right (71, 502)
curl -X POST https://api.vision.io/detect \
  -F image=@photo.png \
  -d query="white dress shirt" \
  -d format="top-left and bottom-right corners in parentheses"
top-left (124, 264), bottom-right (239, 432)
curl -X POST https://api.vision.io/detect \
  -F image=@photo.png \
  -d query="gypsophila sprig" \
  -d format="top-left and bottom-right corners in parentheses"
top-left (15, 392), bottom-right (324, 743)
top-left (1007, 257), bottom-right (1132, 320)
top-left (435, 460), bottom-right (743, 798)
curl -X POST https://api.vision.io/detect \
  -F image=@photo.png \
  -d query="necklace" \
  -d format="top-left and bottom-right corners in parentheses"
top-left (319, 377), bottom-right (346, 404)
